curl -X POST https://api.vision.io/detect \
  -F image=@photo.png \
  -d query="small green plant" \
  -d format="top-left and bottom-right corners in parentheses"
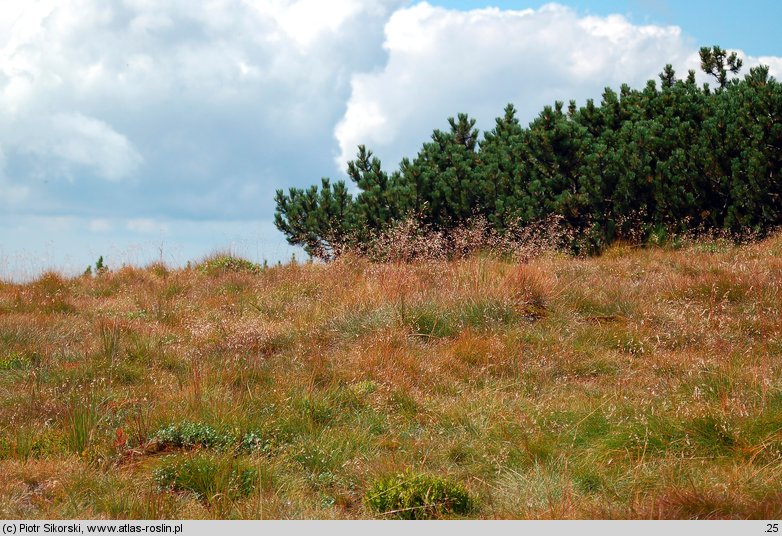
top-left (83, 256), bottom-right (107, 278)
top-left (0, 352), bottom-right (34, 370)
top-left (404, 305), bottom-right (456, 338)
top-left (573, 470), bottom-right (604, 494)
top-left (99, 321), bottom-right (122, 362)
top-left (364, 471), bottom-right (473, 519)
top-left (65, 391), bottom-right (101, 456)
top-left (351, 380), bottom-right (378, 397)
top-left (685, 415), bottom-right (738, 455)
top-left (153, 455), bottom-right (258, 503)
top-left (458, 298), bottom-right (517, 329)
top-left (7, 427), bottom-right (57, 461)
top-left (238, 431), bottom-right (270, 454)
top-left (387, 390), bottom-right (419, 417)
top-left (95, 256), bottom-right (107, 275)
top-left (0, 437), bottom-right (9, 460)
top-left (197, 255), bottom-right (261, 275)
top-left (151, 421), bottom-right (235, 450)
top-left (10, 428), bottom-right (36, 461)
top-left (151, 422), bottom-right (269, 454)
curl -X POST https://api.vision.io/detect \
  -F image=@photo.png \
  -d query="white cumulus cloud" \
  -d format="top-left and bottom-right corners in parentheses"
top-left (335, 2), bottom-right (782, 171)
top-left (47, 113), bottom-right (143, 181)
top-left (0, 0), bottom-right (405, 215)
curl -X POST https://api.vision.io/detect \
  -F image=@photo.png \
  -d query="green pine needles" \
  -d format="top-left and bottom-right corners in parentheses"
top-left (275, 46), bottom-right (782, 259)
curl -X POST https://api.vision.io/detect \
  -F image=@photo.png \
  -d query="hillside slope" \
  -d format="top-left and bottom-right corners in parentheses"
top-left (1, 237), bottom-right (781, 519)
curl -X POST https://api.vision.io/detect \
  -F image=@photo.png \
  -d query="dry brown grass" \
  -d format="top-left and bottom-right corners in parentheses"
top-left (1, 236), bottom-right (781, 519)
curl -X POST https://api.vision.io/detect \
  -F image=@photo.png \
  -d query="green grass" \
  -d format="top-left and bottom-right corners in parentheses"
top-left (1, 237), bottom-right (782, 518)
top-left (153, 454), bottom-right (259, 503)
top-left (0, 352), bottom-right (40, 370)
top-left (196, 255), bottom-right (262, 276)
top-left (402, 298), bottom-right (518, 339)
top-left (364, 471), bottom-right (473, 519)
top-left (64, 392), bottom-right (101, 456)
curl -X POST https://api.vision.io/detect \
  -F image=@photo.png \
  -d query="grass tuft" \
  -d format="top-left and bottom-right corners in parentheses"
top-left (196, 254), bottom-right (262, 275)
top-left (364, 471), bottom-right (473, 519)
top-left (153, 454), bottom-right (258, 504)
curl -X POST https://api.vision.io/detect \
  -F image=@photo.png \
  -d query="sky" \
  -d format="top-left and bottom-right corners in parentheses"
top-left (1, 0), bottom-right (781, 280)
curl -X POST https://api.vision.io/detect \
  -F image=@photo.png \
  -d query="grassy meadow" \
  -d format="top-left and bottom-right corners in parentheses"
top-left (1, 236), bottom-right (782, 519)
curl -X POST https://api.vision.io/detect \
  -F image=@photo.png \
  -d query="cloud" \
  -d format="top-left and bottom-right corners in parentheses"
top-left (0, 147), bottom-right (30, 205)
top-left (126, 218), bottom-right (168, 234)
top-left (335, 2), bottom-right (782, 171)
top-left (757, 55), bottom-right (782, 75)
top-left (88, 218), bottom-right (113, 232)
top-left (40, 113), bottom-right (143, 182)
top-left (250, 0), bottom-right (363, 49)
top-left (0, 0), bottom-right (405, 218)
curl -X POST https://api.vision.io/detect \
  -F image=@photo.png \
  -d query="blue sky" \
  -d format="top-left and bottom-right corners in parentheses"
top-left (1, 0), bottom-right (781, 280)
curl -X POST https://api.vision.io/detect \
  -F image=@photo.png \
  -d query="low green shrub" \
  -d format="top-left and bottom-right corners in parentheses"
top-left (151, 422), bottom-right (235, 450)
top-left (364, 471), bottom-right (473, 519)
top-left (151, 422), bottom-right (269, 454)
top-left (197, 255), bottom-right (261, 275)
top-left (238, 431), bottom-right (270, 454)
top-left (0, 352), bottom-right (40, 370)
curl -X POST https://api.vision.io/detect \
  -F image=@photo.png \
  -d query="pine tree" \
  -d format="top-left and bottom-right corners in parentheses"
top-left (700, 45), bottom-right (743, 89)
top-left (395, 113), bottom-right (482, 228)
top-left (477, 104), bottom-right (526, 229)
top-left (273, 178), bottom-right (354, 259)
top-left (348, 145), bottom-right (396, 239)
top-left (274, 46), bottom-right (780, 257)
